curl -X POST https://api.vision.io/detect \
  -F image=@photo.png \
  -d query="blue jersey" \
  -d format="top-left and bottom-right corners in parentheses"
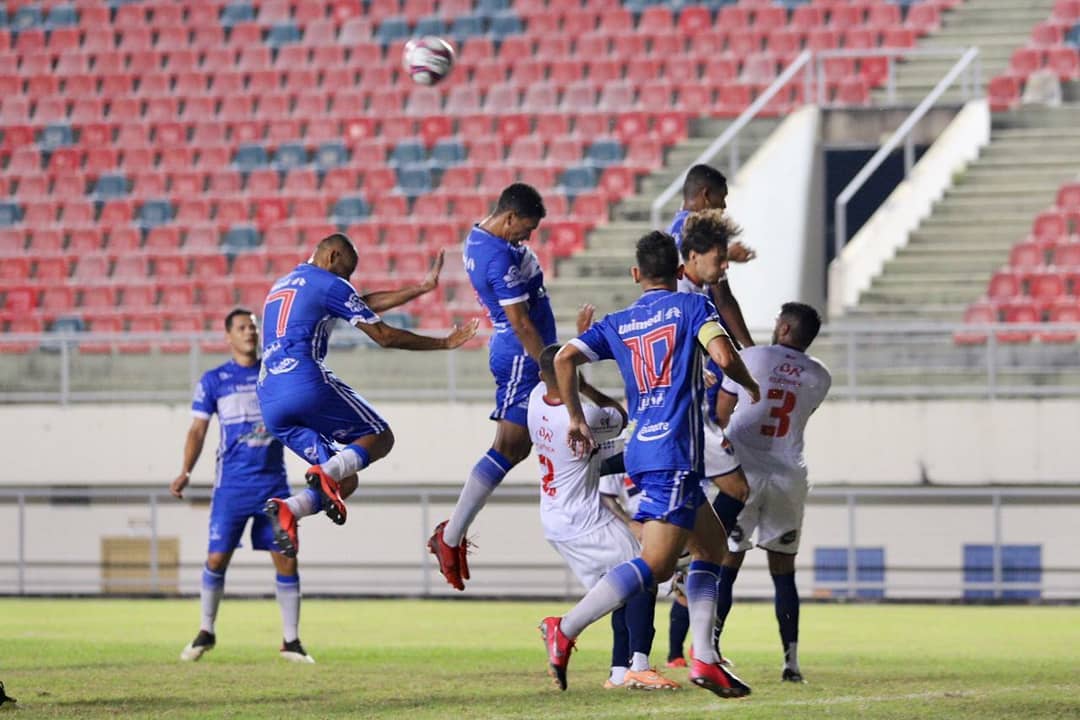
top-left (258, 263), bottom-right (380, 388)
top-left (668, 209), bottom-right (690, 247)
top-left (463, 226), bottom-right (557, 356)
top-left (192, 360), bottom-right (287, 490)
top-left (570, 289), bottom-right (726, 477)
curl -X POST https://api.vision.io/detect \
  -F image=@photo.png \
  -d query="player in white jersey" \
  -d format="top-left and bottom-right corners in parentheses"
top-left (713, 303), bottom-right (831, 683)
top-left (528, 344), bottom-right (678, 691)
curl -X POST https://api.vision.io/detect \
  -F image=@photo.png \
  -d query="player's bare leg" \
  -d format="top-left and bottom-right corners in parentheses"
top-left (270, 551), bottom-right (313, 663)
top-left (766, 549), bottom-right (803, 683)
top-left (180, 550), bottom-right (232, 661)
top-left (433, 420), bottom-right (531, 589)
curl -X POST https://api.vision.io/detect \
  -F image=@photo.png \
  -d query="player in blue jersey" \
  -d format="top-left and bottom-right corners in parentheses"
top-left (428, 183), bottom-right (555, 591)
top-left (538, 231), bottom-right (761, 699)
top-left (170, 308), bottom-right (313, 663)
top-left (257, 234), bottom-right (477, 557)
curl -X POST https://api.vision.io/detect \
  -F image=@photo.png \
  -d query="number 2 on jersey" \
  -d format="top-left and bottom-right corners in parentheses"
top-left (623, 324), bottom-right (676, 393)
top-left (265, 288), bottom-right (296, 338)
top-left (539, 454), bottom-right (556, 497)
top-left (761, 388), bottom-right (796, 438)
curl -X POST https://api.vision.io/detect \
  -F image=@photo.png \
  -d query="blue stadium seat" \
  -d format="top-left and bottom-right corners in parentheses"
top-left (389, 140), bottom-right (426, 167)
top-left (0, 7), bottom-right (8, 27)
top-left (450, 15), bottom-right (486, 40)
top-left (0, 201), bottom-right (21, 226)
top-left (267, 22), bottom-right (301, 47)
top-left (475, 0), bottom-right (512, 15)
top-left (586, 139), bottom-right (624, 167)
top-left (396, 167), bottom-right (433, 196)
top-left (488, 13), bottom-right (524, 39)
top-left (429, 139), bottom-right (466, 169)
top-left (1067, 23), bottom-right (1080, 47)
top-left (375, 17), bottom-right (410, 45)
top-left (13, 5), bottom-right (43, 30)
top-left (221, 2), bottom-right (255, 26)
top-left (234, 143), bottom-right (270, 171)
top-left (39, 123), bottom-right (74, 151)
top-left (624, 0), bottom-right (663, 11)
top-left (49, 316), bottom-right (85, 334)
top-left (273, 142), bottom-right (308, 170)
top-left (314, 141), bottom-right (349, 170)
top-left (415, 16), bottom-right (447, 36)
top-left (222, 225), bottom-right (261, 253)
top-left (45, 4), bottom-right (78, 26)
top-left (331, 196), bottom-right (370, 224)
top-left (139, 199), bottom-right (174, 228)
top-left (94, 173), bottom-right (128, 199)
top-left (560, 166), bottom-right (598, 195)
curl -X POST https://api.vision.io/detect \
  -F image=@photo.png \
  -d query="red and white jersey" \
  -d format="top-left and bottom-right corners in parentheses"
top-left (527, 383), bottom-right (625, 542)
top-left (720, 345), bottom-right (831, 470)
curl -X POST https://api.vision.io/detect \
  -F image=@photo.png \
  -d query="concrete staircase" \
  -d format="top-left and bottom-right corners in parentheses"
top-left (874, 0), bottom-right (1055, 106)
top-left (844, 104), bottom-right (1080, 322)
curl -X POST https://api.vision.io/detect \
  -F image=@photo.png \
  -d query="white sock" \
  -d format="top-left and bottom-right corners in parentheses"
top-left (562, 559), bottom-right (651, 639)
top-left (444, 450), bottom-right (511, 546)
top-left (283, 488), bottom-right (321, 519)
top-left (687, 561), bottom-right (722, 665)
top-left (609, 666), bottom-right (628, 685)
top-left (275, 574), bottom-right (301, 643)
top-left (200, 566), bottom-right (225, 634)
top-left (630, 652), bottom-right (650, 672)
top-left (321, 446), bottom-right (366, 481)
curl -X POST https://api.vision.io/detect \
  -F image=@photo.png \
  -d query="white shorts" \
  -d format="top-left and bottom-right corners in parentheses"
top-left (702, 416), bottom-right (741, 480)
top-left (728, 449), bottom-right (808, 555)
top-left (548, 520), bottom-right (641, 590)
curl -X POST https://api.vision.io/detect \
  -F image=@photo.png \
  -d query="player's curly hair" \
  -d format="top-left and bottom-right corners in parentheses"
top-left (680, 209), bottom-right (742, 261)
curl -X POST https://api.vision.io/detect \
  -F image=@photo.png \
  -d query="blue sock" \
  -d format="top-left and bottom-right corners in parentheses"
top-left (610, 605), bottom-right (630, 670)
top-left (714, 565), bottom-right (739, 656)
top-left (562, 557), bottom-right (654, 639)
top-left (625, 586), bottom-right (657, 658)
top-left (686, 560), bottom-right (723, 664)
top-left (772, 572), bottom-right (800, 668)
top-left (711, 491), bottom-right (745, 535)
top-left (668, 601), bottom-right (689, 661)
top-left (444, 448), bottom-right (514, 546)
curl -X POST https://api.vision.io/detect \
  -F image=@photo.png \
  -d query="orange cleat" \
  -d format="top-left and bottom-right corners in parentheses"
top-left (264, 499), bottom-right (298, 558)
top-left (427, 520), bottom-right (464, 591)
top-left (665, 656), bottom-right (688, 669)
top-left (689, 658), bottom-right (752, 699)
top-left (623, 668), bottom-right (681, 690)
top-left (538, 616), bottom-right (575, 691)
top-left (305, 465), bottom-right (347, 525)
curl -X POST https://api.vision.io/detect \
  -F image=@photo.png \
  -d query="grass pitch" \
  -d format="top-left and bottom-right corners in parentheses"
top-left (0, 599), bottom-right (1077, 719)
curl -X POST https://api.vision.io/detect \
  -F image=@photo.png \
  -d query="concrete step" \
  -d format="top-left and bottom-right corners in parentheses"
top-left (859, 286), bottom-right (991, 303)
top-left (871, 273), bottom-right (992, 287)
top-left (907, 231), bottom-right (1023, 245)
top-left (884, 254), bottom-right (1005, 270)
top-left (842, 304), bottom-right (969, 321)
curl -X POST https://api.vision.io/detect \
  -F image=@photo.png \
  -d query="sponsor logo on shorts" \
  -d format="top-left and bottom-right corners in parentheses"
top-left (636, 422), bottom-right (672, 442)
top-left (780, 530), bottom-right (798, 546)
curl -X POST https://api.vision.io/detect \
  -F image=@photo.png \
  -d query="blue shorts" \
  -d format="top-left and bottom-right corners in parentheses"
top-left (258, 373), bottom-right (389, 465)
top-left (489, 351), bottom-right (540, 427)
top-left (208, 482), bottom-right (291, 554)
top-left (631, 470), bottom-right (706, 530)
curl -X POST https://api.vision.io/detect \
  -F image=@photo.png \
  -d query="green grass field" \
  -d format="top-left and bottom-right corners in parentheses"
top-left (1, 599), bottom-right (1077, 719)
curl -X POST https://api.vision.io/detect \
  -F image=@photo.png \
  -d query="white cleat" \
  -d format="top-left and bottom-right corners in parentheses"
top-left (180, 631), bottom-right (215, 661)
top-left (280, 639), bottom-right (315, 663)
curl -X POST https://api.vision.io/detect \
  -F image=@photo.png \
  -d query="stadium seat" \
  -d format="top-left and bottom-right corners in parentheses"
top-left (988, 270), bottom-right (1022, 300)
top-left (954, 303), bottom-right (997, 345)
top-left (988, 75), bottom-right (1022, 112)
top-left (1010, 241), bottom-right (1046, 269)
top-left (1041, 301), bottom-right (1080, 343)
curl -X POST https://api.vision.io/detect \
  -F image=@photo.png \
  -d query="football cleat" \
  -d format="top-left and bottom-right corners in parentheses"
top-left (538, 616), bottom-right (575, 691)
top-left (623, 668), bottom-right (681, 690)
top-left (305, 465), bottom-right (347, 525)
top-left (666, 657), bottom-right (687, 669)
top-left (427, 520), bottom-right (464, 591)
top-left (180, 630), bottom-right (216, 661)
top-left (280, 639), bottom-right (315, 664)
top-left (782, 667), bottom-right (806, 684)
top-left (264, 498), bottom-right (298, 558)
top-left (689, 658), bottom-right (752, 699)
top-left (602, 678), bottom-right (625, 690)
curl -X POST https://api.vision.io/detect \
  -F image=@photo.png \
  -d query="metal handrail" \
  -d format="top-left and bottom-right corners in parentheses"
top-left (649, 49), bottom-right (814, 229)
top-left (833, 46), bottom-right (982, 259)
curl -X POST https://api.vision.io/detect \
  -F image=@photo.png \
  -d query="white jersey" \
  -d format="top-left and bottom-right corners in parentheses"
top-left (677, 273), bottom-right (710, 297)
top-left (527, 382), bottom-right (625, 542)
top-left (721, 344), bottom-right (831, 470)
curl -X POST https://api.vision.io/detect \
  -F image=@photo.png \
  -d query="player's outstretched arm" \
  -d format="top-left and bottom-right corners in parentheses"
top-left (554, 343), bottom-right (596, 458)
top-left (360, 249), bottom-right (444, 313)
top-left (710, 281), bottom-right (755, 349)
top-left (705, 334), bottom-right (760, 403)
top-left (503, 301), bottom-right (546, 361)
top-left (171, 417), bottom-right (209, 499)
top-left (354, 318), bottom-right (478, 351)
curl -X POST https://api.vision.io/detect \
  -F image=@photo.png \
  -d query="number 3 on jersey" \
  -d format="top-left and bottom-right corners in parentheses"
top-left (623, 324), bottom-right (676, 393)
top-left (265, 288), bottom-right (296, 338)
top-left (761, 388), bottom-right (796, 437)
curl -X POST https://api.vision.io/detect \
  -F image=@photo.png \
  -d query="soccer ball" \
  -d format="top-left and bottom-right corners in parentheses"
top-left (402, 36), bottom-right (455, 86)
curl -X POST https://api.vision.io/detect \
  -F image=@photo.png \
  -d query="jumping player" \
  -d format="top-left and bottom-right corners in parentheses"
top-left (256, 234), bottom-right (477, 556)
top-left (429, 183), bottom-right (555, 591)
top-left (713, 303), bottom-right (831, 683)
top-left (171, 308), bottom-right (313, 663)
top-left (538, 231), bottom-right (760, 699)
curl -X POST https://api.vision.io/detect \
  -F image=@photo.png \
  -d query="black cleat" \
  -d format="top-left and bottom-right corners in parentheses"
top-left (180, 630), bottom-right (216, 661)
top-left (0, 681), bottom-right (16, 706)
top-left (280, 638), bottom-right (315, 663)
top-left (782, 667), bottom-right (806, 684)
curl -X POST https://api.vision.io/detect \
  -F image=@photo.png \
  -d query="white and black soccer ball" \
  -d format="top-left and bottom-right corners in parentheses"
top-left (402, 36), bottom-right (455, 86)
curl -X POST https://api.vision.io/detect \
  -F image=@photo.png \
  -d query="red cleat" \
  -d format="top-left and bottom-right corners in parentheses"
top-left (538, 616), bottom-right (575, 691)
top-left (427, 520), bottom-right (464, 591)
top-left (264, 499), bottom-right (298, 558)
top-left (458, 539), bottom-right (471, 581)
top-left (666, 656), bottom-right (687, 669)
top-left (689, 658), bottom-right (752, 699)
top-left (305, 465), bottom-right (347, 525)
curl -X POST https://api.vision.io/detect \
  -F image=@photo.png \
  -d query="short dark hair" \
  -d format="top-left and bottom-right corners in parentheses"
top-left (317, 232), bottom-right (357, 260)
top-left (680, 209), bottom-right (742, 261)
top-left (225, 307), bottom-right (254, 331)
top-left (682, 164), bottom-right (727, 202)
top-left (495, 183), bottom-right (546, 220)
top-left (636, 231), bottom-right (681, 282)
top-left (780, 302), bottom-right (822, 348)
top-left (539, 343), bottom-right (561, 378)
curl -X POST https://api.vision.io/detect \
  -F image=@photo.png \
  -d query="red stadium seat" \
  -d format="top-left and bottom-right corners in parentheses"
top-left (0, 258), bottom-right (31, 282)
top-left (191, 254), bottom-right (228, 280)
top-left (28, 229), bottom-right (64, 254)
top-left (1026, 270), bottom-right (1066, 301)
top-left (108, 227), bottom-right (141, 253)
top-left (1041, 301), bottom-right (1080, 343)
top-left (34, 257), bottom-right (70, 283)
top-left (1046, 47), bottom-right (1080, 80)
top-left (80, 286), bottom-right (117, 311)
top-left (997, 300), bottom-right (1039, 344)
top-left (232, 253), bottom-right (268, 280)
top-left (1033, 210), bottom-right (1067, 243)
top-left (954, 303), bottom-right (997, 345)
top-left (1009, 47), bottom-right (1044, 77)
top-left (988, 75), bottom-right (1021, 112)
top-left (987, 270), bottom-right (1022, 300)
top-left (1010, 241), bottom-right (1047, 269)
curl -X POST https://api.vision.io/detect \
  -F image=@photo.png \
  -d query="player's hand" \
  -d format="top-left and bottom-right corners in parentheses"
top-left (576, 303), bottom-right (596, 335)
top-left (169, 472), bottom-right (189, 499)
top-left (420, 249), bottom-right (445, 292)
top-left (728, 241), bottom-right (757, 264)
top-left (567, 417), bottom-right (596, 459)
top-left (444, 318), bottom-right (479, 349)
top-left (744, 380), bottom-right (761, 404)
top-left (703, 368), bottom-right (718, 388)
